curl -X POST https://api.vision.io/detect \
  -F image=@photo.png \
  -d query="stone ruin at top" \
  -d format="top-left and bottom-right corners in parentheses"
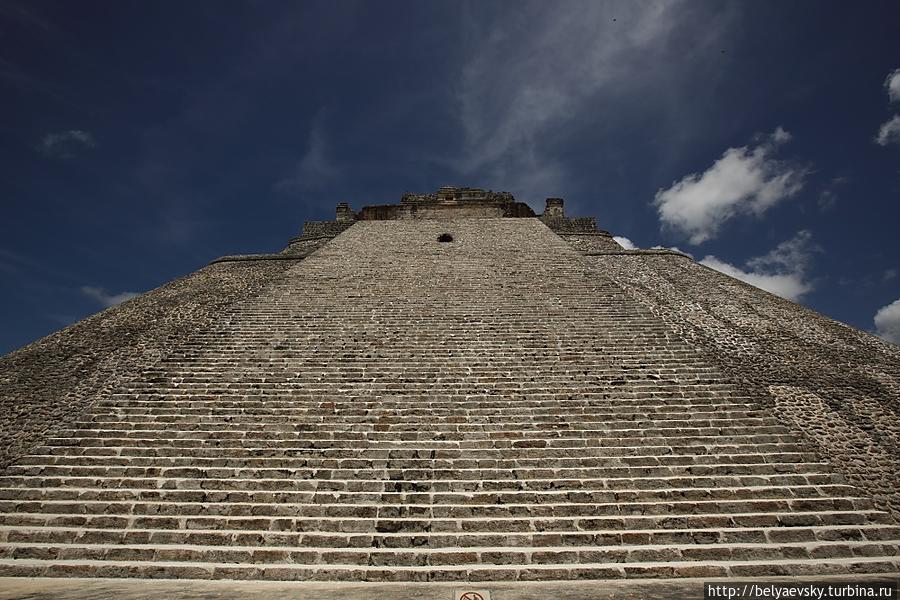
top-left (0, 186), bottom-right (898, 586)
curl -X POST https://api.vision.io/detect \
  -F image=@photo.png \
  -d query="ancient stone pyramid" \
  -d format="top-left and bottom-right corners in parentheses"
top-left (1, 187), bottom-right (898, 584)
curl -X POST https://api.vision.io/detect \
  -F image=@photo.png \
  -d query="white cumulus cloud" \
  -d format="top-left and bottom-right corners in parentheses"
top-left (653, 128), bottom-right (807, 244)
top-left (699, 230), bottom-right (817, 301)
top-left (81, 286), bottom-right (139, 308)
top-left (613, 236), bottom-right (637, 249)
top-left (875, 115), bottom-right (900, 146)
top-left (885, 68), bottom-right (900, 103)
top-left (874, 298), bottom-right (900, 345)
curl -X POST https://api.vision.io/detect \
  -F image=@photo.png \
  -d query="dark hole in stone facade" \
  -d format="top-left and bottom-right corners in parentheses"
top-left (437, 233), bottom-right (453, 243)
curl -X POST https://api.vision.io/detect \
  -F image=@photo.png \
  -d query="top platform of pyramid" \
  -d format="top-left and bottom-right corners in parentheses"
top-left (300, 186), bottom-right (599, 238)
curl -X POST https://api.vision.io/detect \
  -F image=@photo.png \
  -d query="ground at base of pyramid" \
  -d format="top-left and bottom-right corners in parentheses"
top-left (0, 187), bottom-right (898, 590)
top-left (1, 575), bottom-right (897, 600)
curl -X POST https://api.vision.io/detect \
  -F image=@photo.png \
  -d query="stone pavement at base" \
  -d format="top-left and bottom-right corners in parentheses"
top-left (1, 577), bottom-right (899, 600)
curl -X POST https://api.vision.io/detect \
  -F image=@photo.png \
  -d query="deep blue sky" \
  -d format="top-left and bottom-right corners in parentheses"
top-left (2, 0), bottom-right (899, 355)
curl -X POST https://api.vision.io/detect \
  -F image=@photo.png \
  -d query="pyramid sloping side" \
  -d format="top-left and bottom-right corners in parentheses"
top-left (0, 260), bottom-right (297, 471)
top-left (0, 218), bottom-right (897, 581)
top-left (592, 254), bottom-right (900, 518)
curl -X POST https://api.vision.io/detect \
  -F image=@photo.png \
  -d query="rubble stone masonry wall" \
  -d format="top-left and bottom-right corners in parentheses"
top-left (557, 233), bottom-right (624, 253)
top-left (587, 253), bottom-right (900, 517)
top-left (0, 260), bottom-right (295, 471)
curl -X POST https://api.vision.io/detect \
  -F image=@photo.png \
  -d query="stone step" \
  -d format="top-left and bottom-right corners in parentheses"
top-left (38, 432), bottom-right (806, 448)
top-left (5, 524), bottom-right (899, 548)
top-left (2, 461), bottom-right (833, 480)
top-left (0, 483), bottom-right (860, 504)
top-left (112, 385), bottom-right (752, 394)
top-left (27, 441), bottom-right (811, 459)
top-left (100, 391), bottom-right (750, 399)
top-left (47, 425), bottom-right (796, 440)
top-left (110, 386), bottom-right (746, 397)
top-left (78, 410), bottom-right (770, 423)
top-left (1, 509), bottom-right (891, 532)
top-left (136, 363), bottom-right (724, 369)
top-left (143, 351), bottom-right (724, 360)
top-left (55, 418), bottom-right (783, 433)
top-left (99, 398), bottom-right (760, 409)
top-left (109, 390), bottom-right (749, 401)
top-left (99, 396), bottom-right (759, 406)
top-left (126, 368), bottom-right (736, 377)
top-left (13, 452), bottom-right (824, 470)
top-left (0, 496), bottom-right (876, 519)
top-left (1, 556), bottom-right (897, 580)
top-left (2, 539), bottom-right (898, 566)
top-left (0, 472), bottom-right (842, 492)
top-left (131, 362), bottom-right (733, 370)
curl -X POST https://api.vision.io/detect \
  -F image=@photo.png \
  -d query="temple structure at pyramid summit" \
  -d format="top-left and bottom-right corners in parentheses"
top-left (0, 186), bottom-right (898, 591)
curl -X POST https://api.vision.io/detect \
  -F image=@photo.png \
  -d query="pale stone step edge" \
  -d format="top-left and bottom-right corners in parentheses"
top-left (0, 556), bottom-right (897, 573)
top-left (0, 474), bottom-right (843, 486)
top-left (14, 454), bottom-right (826, 467)
top-left (4, 523), bottom-right (894, 537)
top-left (2, 540), bottom-right (897, 554)
top-left (7, 461), bottom-right (833, 472)
top-left (0, 509), bottom-right (890, 525)
top-left (0, 483), bottom-right (856, 496)
top-left (0, 496), bottom-right (874, 510)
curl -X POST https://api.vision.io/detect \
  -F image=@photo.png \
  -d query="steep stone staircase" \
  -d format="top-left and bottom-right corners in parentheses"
top-left (0, 219), bottom-right (898, 581)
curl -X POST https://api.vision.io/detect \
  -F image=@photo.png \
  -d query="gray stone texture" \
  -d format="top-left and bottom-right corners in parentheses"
top-left (0, 260), bottom-right (295, 471)
top-left (556, 233), bottom-right (623, 253)
top-left (578, 253), bottom-right (900, 519)
top-left (0, 188), bottom-right (898, 583)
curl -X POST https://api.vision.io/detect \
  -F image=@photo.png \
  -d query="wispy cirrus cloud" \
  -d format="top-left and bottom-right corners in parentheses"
top-left (80, 286), bottom-right (139, 308)
top-left (817, 176), bottom-right (848, 211)
top-left (700, 230), bottom-right (818, 301)
top-left (37, 129), bottom-right (96, 158)
top-left (275, 114), bottom-right (339, 193)
top-left (0, 248), bottom-right (42, 274)
top-left (452, 1), bottom-right (733, 203)
top-left (654, 128), bottom-right (807, 244)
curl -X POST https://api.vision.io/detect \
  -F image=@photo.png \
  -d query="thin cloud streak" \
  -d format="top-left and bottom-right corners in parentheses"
top-left (37, 130), bottom-right (96, 159)
top-left (275, 114), bottom-right (339, 192)
top-left (451, 1), bottom-right (730, 203)
top-left (80, 286), bottom-right (139, 308)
